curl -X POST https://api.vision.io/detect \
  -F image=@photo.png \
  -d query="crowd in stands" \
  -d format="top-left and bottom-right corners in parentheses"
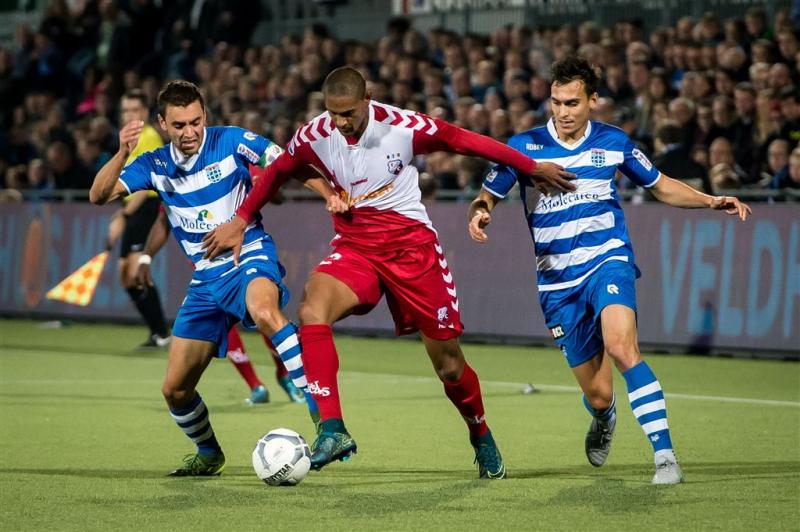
top-left (1, 0), bottom-right (799, 202)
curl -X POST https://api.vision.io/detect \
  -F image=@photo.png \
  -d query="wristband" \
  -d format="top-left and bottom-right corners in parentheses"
top-left (137, 254), bottom-right (152, 265)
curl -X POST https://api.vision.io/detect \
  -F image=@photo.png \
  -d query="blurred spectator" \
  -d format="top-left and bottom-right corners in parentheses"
top-left (46, 140), bottom-right (90, 190)
top-left (771, 146), bottom-right (800, 189)
top-left (709, 137), bottom-right (749, 184)
top-left (763, 138), bottom-right (791, 184)
top-left (653, 120), bottom-right (711, 193)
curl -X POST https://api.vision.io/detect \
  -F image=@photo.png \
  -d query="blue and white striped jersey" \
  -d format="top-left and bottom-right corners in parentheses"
top-left (120, 126), bottom-right (284, 283)
top-left (483, 119), bottom-right (660, 293)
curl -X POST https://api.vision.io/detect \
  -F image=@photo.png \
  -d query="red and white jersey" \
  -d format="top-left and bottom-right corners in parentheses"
top-left (237, 100), bottom-right (538, 252)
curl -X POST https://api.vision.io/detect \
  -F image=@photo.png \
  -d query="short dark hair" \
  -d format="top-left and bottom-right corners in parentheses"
top-left (322, 66), bottom-right (366, 99)
top-left (122, 88), bottom-right (148, 107)
top-left (157, 80), bottom-right (205, 117)
top-left (550, 55), bottom-right (599, 97)
top-left (656, 120), bottom-right (684, 145)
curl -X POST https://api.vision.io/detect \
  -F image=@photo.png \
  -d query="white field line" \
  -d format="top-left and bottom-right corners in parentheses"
top-left (1, 348), bottom-right (798, 408)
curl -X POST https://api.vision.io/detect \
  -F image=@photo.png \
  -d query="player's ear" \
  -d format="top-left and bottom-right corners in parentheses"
top-left (157, 114), bottom-right (166, 132)
top-left (364, 89), bottom-right (372, 103)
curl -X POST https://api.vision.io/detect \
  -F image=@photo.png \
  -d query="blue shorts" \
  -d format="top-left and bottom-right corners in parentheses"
top-left (172, 258), bottom-right (289, 358)
top-left (539, 260), bottom-right (638, 368)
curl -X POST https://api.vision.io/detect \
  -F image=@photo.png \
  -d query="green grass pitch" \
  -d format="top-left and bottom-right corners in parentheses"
top-left (1, 319), bottom-right (798, 531)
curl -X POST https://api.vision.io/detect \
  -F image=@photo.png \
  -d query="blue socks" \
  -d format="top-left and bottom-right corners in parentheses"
top-left (623, 361), bottom-right (673, 453)
top-left (169, 392), bottom-right (221, 456)
top-left (271, 323), bottom-right (319, 415)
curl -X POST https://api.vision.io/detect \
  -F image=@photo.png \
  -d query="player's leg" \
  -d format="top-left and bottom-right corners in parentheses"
top-left (297, 270), bottom-right (364, 469)
top-left (421, 334), bottom-right (506, 479)
top-left (162, 337), bottom-right (226, 476)
top-left (244, 276), bottom-right (318, 413)
top-left (225, 326), bottom-right (269, 405)
top-left (600, 304), bottom-right (683, 484)
top-left (570, 349), bottom-right (617, 467)
top-left (120, 201), bottom-right (170, 348)
top-left (262, 334), bottom-right (306, 403)
top-left (542, 288), bottom-right (617, 467)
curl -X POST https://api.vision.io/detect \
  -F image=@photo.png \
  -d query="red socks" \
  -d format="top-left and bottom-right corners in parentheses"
top-left (441, 363), bottom-right (489, 439)
top-left (227, 328), bottom-right (262, 390)
top-left (299, 324), bottom-right (342, 420)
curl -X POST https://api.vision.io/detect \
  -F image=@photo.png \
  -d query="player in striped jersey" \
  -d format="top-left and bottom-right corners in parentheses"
top-left (468, 56), bottom-right (751, 484)
top-left (90, 80), bottom-right (346, 476)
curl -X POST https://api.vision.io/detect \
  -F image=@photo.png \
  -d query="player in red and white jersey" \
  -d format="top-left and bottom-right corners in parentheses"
top-left (203, 67), bottom-right (574, 478)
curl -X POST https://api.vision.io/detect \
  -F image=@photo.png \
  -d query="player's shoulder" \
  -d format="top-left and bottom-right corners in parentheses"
top-left (590, 120), bottom-right (631, 146)
top-left (371, 100), bottom-right (438, 133)
top-left (508, 125), bottom-right (549, 151)
top-left (287, 111), bottom-right (335, 155)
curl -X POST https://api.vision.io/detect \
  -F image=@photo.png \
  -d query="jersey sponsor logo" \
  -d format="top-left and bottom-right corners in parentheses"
top-left (607, 284), bottom-right (619, 294)
top-left (386, 152), bottom-right (404, 175)
top-left (485, 169), bottom-right (497, 183)
top-left (243, 131), bottom-right (257, 141)
top-left (537, 191), bottom-right (601, 213)
top-left (526, 143), bottom-right (544, 151)
top-left (196, 209), bottom-right (214, 222)
top-left (591, 148), bottom-right (606, 167)
top-left (550, 324), bottom-right (565, 339)
top-left (154, 158), bottom-right (167, 167)
top-left (204, 162), bottom-right (223, 183)
top-left (632, 148), bottom-right (653, 171)
top-left (178, 212), bottom-right (235, 231)
top-left (308, 381), bottom-right (330, 397)
top-left (237, 143), bottom-right (260, 164)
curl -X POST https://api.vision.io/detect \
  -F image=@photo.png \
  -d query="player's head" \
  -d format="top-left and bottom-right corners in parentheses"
top-left (549, 55), bottom-right (599, 138)
top-left (120, 89), bottom-right (149, 127)
top-left (323, 66), bottom-right (371, 137)
top-left (157, 80), bottom-right (206, 155)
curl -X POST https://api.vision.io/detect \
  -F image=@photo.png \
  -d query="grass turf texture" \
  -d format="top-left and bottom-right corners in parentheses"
top-left (1, 319), bottom-right (798, 531)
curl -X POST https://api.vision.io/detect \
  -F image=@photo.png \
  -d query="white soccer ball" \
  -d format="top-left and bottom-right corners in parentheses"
top-left (252, 428), bottom-right (311, 486)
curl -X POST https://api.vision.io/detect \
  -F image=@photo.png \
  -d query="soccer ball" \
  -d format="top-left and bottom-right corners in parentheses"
top-left (251, 428), bottom-right (311, 486)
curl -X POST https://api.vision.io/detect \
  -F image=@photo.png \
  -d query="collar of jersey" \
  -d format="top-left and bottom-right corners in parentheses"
top-left (169, 127), bottom-right (208, 171)
top-left (546, 118), bottom-right (593, 151)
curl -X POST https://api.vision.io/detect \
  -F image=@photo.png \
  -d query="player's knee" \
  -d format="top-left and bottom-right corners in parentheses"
top-left (162, 385), bottom-right (192, 408)
top-left (297, 300), bottom-right (327, 325)
top-left (250, 306), bottom-right (283, 335)
top-left (605, 341), bottom-right (639, 370)
top-left (585, 389), bottom-right (613, 411)
top-left (430, 351), bottom-right (465, 382)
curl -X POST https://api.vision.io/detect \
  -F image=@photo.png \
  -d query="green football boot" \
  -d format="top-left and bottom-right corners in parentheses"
top-left (310, 431), bottom-right (357, 470)
top-left (471, 431), bottom-right (506, 480)
top-left (167, 451), bottom-right (226, 477)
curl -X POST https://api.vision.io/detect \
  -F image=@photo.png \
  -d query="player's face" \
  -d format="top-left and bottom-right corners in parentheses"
top-left (158, 100), bottom-right (206, 155)
top-left (550, 80), bottom-right (597, 139)
top-left (326, 92), bottom-right (370, 138)
top-left (120, 98), bottom-right (148, 126)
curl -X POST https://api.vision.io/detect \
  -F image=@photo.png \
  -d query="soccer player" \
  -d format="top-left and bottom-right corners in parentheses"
top-left (135, 210), bottom-right (308, 406)
top-left (203, 66), bottom-right (574, 478)
top-left (467, 56), bottom-right (751, 484)
top-left (104, 89), bottom-right (171, 349)
top-left (90, 80), bottom-right (344, 476)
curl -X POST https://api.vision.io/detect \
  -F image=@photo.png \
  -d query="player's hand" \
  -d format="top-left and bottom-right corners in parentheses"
top-left (134, 262), bottom-right (154, 289)
top-left (326, 194), bottom-right (349, 213)
top-left (119, 120), bottom-right (144, 156)
top-left (531, 162), bottom-right (577, 193)
top-left (468, 210), bottom-right (492, 243)
top-left (202, 215), bottom-right (248, 264)
top-left (710, 195), bottom-right (752, 221)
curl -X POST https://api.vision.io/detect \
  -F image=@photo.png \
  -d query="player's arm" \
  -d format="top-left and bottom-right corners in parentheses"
top-left (301, 172), bottom-right (348, 213)
top-left (650, 173), bottom-right (752, 220)
top-left (90, 120), bottom-right (144, 204)
top-left (467, 188), bottom-right (502, 243)
top-left (135, 209), bottom-right (170, 288)
top-left (413, 117), bottom-right (576, 192)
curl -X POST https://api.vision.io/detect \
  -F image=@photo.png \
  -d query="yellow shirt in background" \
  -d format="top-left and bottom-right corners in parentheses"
top-left (124, 123), bottom-right (163, 201)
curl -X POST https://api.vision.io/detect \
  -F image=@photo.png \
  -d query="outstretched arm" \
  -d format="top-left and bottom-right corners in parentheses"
top-left (650, 173), bottom-right (752, 220)
top-left (467, 189), bottom-right (503, 243)
top-left (414, 118), bottom-right (576, 192)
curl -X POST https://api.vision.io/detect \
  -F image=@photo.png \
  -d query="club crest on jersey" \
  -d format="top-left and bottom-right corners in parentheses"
top-left (204, 162), bottom-right (223, 183)
top-left (591, 148), bottom-right (606, 167)
top-left (485, 169), bottom-right (497, 183)
top-left (386, 152), bottom-right (403, 175)
top-left (437, 306), bottom-right (449, 325)
top-left (237, 143), bottom-right (260, 164)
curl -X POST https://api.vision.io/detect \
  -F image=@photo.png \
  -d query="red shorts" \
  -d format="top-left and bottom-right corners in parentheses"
top-left (314, 240), bottom-right (463, 340)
